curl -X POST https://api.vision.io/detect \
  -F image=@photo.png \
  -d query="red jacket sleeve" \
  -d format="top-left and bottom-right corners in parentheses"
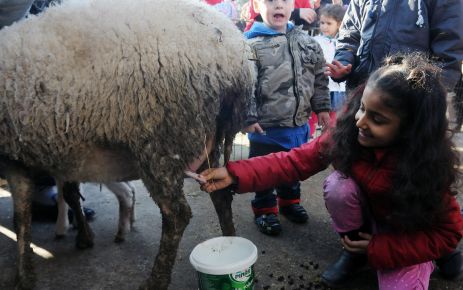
top-left (226, 133), bottom-right (331, 193)
top-left (367, 193), bottom-right (463, 269)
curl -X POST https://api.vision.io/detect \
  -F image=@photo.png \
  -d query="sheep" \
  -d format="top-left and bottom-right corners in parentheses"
top-left (0, 0), bottom-right (255, 289)
top-left (55, 181), bottom-right (136, 245)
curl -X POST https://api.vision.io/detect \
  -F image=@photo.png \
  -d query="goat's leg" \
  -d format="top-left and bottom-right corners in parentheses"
top-left (6, 167), bottom-right (35, 289)
top-left (139, 177), bottom-right (191, 290)
top-left (209, 188), bottom-right (235, 236)
top-left (104, 181), bottom-right (136, 243)
top-left (55, 180), bottom-right (69, 238)
top-left (62, 182), bottom-right (94, 249)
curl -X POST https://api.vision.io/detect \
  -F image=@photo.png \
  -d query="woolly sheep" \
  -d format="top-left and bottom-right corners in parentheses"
top-left (0, 0), bottom-right (254, 289)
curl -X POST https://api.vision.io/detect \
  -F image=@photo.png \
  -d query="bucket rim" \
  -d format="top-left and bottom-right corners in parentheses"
top-left (189, 236), bottom-right (258, 275)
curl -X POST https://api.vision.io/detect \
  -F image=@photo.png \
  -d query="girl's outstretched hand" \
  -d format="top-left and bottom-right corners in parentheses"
top-left (325, 60), bottom-right (352, 80)
top-left (341, 232), bottom-right (372, 253)
top-left (199, 167), bottom-right (236, 193)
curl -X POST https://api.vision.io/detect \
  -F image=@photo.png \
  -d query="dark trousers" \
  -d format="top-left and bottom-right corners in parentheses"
top-left (249, 141), bottom-right (301, 216)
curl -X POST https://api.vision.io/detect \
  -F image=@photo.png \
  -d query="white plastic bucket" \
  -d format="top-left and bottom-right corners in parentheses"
top-left (190, 236), bottom-right (258, 290)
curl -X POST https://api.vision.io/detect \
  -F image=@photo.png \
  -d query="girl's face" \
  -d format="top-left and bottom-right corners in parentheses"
top-left (355, 86), bottom-right (402, 148)
top-left (319, 14), bottom-right (340, 38)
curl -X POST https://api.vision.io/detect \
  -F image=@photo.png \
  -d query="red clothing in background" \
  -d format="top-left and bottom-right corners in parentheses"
top-left (205, 0), bottom-right (223, 5)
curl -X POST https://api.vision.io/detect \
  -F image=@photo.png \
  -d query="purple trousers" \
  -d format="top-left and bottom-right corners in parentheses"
top-left (323, 171), bottom-right (434, 290)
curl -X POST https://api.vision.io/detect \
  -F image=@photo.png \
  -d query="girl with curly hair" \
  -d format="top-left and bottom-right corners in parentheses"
top-left (200, 53), bottom-right (463, 289)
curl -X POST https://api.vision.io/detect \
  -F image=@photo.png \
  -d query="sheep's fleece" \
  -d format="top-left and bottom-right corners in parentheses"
top-left (0, 0), bottom-right (253, 179)
top-left (0, 0), bottom-right (255, 289)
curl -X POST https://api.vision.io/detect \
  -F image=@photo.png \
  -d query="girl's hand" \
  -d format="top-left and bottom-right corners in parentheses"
top-left (317, 111), bottom-right (331, 132)
top-left (241, 123), bottom-right (264, 134)
top-left (325, 60), bottom-right (352, 80)
top-left (199, 167), bottom-right (236, 193)
top-left (341, 232), bottom-right (372, 253)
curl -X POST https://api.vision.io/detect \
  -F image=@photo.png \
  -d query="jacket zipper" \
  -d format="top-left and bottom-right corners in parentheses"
top-left (288, 34), bottom-right (300, 125)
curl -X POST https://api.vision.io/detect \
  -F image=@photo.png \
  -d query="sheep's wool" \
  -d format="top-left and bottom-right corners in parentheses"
top-left (0, 0), bottom-right (254, 182)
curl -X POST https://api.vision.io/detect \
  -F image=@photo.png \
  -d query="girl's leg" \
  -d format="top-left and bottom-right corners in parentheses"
top-left (321, 171), bottom-right (369, 288)
top-left (377, 262), bottom-right (434, 290)
top-left (323, 171), bottom-right (366, 235)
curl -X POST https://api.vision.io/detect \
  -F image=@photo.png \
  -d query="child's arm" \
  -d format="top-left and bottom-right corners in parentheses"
top-left (199, 133), bottom-right (331, 194)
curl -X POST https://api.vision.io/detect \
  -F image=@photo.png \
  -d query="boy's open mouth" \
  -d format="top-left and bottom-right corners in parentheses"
top-left (273, 13), bottom-right (285, 19)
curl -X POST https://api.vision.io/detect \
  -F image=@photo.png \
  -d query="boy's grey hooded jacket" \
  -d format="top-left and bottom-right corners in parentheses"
top-left (246, 26), bottom-right (330, 128)
top-left (334, 0), bottom-right (463, 90)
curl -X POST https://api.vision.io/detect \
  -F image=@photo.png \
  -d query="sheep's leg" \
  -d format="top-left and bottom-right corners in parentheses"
top-left (6, 168), bottom-right (36, 289)
top-left (104, 181), bottom-right (136, 243)
top-left (208, 133), bottom-right (236, 236)
top-left (55, 180), bottom-right (70, 238)
top-left (209, 188), bottom-right (236, 236)
top-left (139, 177), bottom-right (191, 290)
top-left (128, 182), bottom-right (136, 226)
top-left (62, 182), bottom-right (94, 249)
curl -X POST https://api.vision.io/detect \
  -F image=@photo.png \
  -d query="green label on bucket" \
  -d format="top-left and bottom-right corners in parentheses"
top-left (197, 266), bottom-right (254, 290)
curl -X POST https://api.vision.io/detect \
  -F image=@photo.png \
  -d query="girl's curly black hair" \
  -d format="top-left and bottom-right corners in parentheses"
top-left (329, 53), bottom-right (460, 231)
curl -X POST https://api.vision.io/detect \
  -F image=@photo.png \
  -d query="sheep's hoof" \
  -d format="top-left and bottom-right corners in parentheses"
top-left (75, 233), bottom-right (94, 249)
top-left (138, 280), bottom-right (157, 290)
top-left (114, 235), bottom-right (125, 243)
top-left (75, 239), bottom-right (94, 249)
top-left (15, 272), bottom-right (36, 290)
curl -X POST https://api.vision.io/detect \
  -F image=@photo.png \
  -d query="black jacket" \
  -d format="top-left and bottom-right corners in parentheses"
top-left (334, 0), bottom-right (463, 90)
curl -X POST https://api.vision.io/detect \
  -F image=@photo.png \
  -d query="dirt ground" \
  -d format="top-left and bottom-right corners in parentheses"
top-left (0, 133), bottom-right (462, 290)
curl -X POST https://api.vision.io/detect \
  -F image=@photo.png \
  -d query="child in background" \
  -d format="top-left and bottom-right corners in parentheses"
top-left (204, 0), bottom-right (238, 23)
top-left (242, 0), bottom-right (330, 235)
top-left (200, 54), bottom-right (463, 289)
top-left (309, 4), bottom-right (346, 138)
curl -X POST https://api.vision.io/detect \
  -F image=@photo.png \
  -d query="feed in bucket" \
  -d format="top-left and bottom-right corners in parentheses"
top-left (190, 236), bottom-right (258, 290)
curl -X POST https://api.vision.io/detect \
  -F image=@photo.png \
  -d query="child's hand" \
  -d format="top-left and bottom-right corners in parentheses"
top-left (317, 111), bottom-right (331, 132)
top-left (299, 8), bottom-right (318, 24)
top-left (341, 232), bottom-right (372, 253)
top-left (241, 123), bottom-right (264, 134)
top-left (325, 60), bottom-right (352, 80)
top-left (199, 167), bottom-right (236, 193)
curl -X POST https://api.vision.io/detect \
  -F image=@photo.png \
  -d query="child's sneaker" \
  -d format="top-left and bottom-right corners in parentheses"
top-left (255, 213), bottom-right (282, 235)
top-left (279, 203), bottom-right (308, 223)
